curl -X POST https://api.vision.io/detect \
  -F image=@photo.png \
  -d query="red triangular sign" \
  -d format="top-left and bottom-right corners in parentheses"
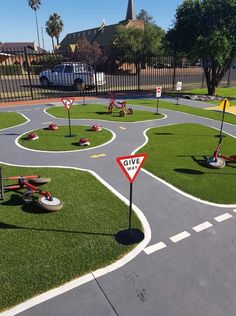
top-left (116, 153), bottom-right (147, 183)
top-left (61, 98), bottom-right (74, 111)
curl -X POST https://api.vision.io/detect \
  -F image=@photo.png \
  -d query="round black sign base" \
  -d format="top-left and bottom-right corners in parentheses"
top-left (115, 229), bottom-right (144, 245)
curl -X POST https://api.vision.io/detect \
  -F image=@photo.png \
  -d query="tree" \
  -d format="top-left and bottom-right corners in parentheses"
top-left (28, 0), bottom-right (41, 47)
top-left (137, 9), bottom-right (154, 24)
top-left (165, 0), bottom-right (236, 95)
top-left (45, 13), bottom-right (64, 47)
top-left (45, 24), bottom-right (55, 51)
top-left (72, 39), bottom-right (102, 65)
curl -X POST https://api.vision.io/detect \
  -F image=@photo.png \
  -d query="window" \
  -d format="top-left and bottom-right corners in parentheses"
top-left (52, 65), bottom-right (64, 73)
top-left (64, 65), bottom-right (73, 73)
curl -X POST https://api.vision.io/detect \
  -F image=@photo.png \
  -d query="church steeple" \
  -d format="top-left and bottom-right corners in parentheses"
top-left (126, 0), bottom-right (136, 20)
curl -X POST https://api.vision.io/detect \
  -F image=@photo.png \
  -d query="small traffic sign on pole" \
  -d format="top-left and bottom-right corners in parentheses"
top-left (61, 98), bottom-right (74, 111)
top-left (116, 153), bottom-right (147, 183)
top-left (155, 86), bottom-right (162, 114)
top-left (176, 82), bottom-right (182, 105)
top-left (116, 153), bottom-right (147, 244)
top-left (61, 98), bottom-right (76, 137)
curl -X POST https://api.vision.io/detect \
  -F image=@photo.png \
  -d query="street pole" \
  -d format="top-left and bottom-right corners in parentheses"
top-left (128, 182), bottom-right (133, 238)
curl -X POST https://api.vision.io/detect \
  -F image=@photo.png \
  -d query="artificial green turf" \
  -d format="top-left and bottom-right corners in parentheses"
top-left (0, 165), bottom-right (142, 311)
top-left (182, 87), bottom-right (236, 99)
top-left (0, 112), bottom-right (26, 130)
top-left (126, 99), bottom-right (236, 125)
top-left (139, 123), bottom-right (236, 204)
top-left (18, 125), bottom-right (112, 151)
top-left (46, 104), bottom-right (164, 122)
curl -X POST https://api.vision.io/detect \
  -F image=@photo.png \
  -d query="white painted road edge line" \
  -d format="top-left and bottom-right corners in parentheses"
top-left (214, 213), bottom-right (233, 223)
top-left (170, 231), bottom-right (191, 243)
top-left (0, 162), bottom-right (151, 316)
top-left (144, 242), bottom-right (167, 255)
top-left (132, 127), bottom-right (236, 209)
top-left (0, 112), bottom-right (30, 132)
top-left (192, 221), bottom-right (213, 232)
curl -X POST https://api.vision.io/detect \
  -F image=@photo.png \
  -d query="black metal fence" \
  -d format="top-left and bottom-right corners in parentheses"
top-left (0, 48), bottom-right (235, 103)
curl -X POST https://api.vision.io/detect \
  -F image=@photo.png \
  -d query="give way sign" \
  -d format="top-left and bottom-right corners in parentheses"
top-left (116, 153), bottom-right (147, 183)
top-left (61, 98), bottom-right (74, 111)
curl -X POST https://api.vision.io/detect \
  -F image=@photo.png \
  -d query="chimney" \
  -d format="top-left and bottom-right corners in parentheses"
top-left (126, 0), bottom-right (136, 20)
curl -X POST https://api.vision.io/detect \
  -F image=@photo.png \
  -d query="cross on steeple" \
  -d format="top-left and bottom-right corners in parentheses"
top-left (126, 0), bottom-right (136, 20)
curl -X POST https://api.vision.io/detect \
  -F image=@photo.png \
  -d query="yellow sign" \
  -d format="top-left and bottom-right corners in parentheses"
top-left (219, 98), bottom-right (230, 110)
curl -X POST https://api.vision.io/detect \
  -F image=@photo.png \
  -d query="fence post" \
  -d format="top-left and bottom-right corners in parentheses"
top-left (23, 47), bottom-right (34, 100)
top-left (172, 56), bottom-right (176, 91)
top-left (137, 54), bottom-right (141, 91)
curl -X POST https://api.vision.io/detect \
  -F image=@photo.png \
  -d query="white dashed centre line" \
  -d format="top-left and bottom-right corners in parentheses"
top-left (144, 242), bottom-right (167, 255)
top-left (170, 231), bottom-right (191, 243)
top-left (192, 221), bottom-right (213, 232)
top-left (214, 213), bottom-right (232, 223)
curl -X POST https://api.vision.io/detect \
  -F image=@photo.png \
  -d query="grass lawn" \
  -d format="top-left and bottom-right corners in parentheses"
top-left (182, 87), bottom-right (236, 99)
top-left (18, 125), bottom-right (113, 151)
top-left (126, 99), bottom-right (236, 125)
top-left (0, 112), bottom-right (26, 130)
top-left (0, 164), bottom-right (142, 311)
top-left (139, 123), bottom-right (236, 204)
top-left (46, 104), bottom-right (164, 122)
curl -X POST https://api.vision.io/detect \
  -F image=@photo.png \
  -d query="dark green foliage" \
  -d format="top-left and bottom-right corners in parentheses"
top-left (0, 65), bottom-right (23, 76)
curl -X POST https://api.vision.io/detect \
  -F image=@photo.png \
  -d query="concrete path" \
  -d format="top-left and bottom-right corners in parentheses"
top-left (1, 98), bottom-right (236, 316)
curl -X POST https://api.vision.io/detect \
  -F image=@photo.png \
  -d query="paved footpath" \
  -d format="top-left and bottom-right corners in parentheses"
top-left (1, 98), bottom-right (236, 316)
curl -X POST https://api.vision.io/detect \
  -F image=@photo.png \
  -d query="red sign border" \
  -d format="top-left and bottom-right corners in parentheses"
top-left (116, 153), bottom-right (148, 183)
top-left (156, 86), bottom-right (162, 98)
top-left (61, 98), bottom-right (75, 111)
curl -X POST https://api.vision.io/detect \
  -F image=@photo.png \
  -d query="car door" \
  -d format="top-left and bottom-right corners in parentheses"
top-left (63, 65), bottom-right (74, 86)
top-left (50, 65), bottom-right (64, 85)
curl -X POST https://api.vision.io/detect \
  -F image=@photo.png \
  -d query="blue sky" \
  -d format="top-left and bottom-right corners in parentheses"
top-left (0, 0), bottom-right (183, 50)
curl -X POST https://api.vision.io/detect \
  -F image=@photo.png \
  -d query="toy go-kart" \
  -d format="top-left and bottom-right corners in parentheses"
top-left (0, 168), bottom-right (63, 211)
top-left (108, 92), bottom-right (134, 117)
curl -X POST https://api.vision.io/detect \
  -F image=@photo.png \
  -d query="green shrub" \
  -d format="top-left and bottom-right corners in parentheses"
top-left (0, 64), bottom-right (23, 75)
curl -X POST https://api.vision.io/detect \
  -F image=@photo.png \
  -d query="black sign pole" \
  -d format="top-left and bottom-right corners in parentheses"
top-left (219, 99), bottom-right (227, 141)
top-left (128, 182), bottom-right (133, 238)
top-left (68, 109), bottom-right (72, 137)
top-left (156, 98), bottom-right (159, 115)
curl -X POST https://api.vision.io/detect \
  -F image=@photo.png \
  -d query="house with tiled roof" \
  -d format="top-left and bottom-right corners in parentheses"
top-left (0, 42), bottom-right (45, 53)
top-left (58, 0), bottom-right (144, 53)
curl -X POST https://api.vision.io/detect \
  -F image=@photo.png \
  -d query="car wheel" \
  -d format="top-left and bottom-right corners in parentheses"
top-left (74, 79), bottom-right (83, 91)
top-left (40, 76), bottom-right (49, 87)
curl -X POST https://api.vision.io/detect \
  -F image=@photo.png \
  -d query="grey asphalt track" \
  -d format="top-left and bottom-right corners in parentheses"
top-left (1, 97), bottom-right (236, 316)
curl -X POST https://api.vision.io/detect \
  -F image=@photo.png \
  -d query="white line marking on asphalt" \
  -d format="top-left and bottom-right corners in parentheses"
top-left (0, 161), bottom-right (151, 315)
top-left (233, 209), bottom-right (236, 213)
top-left (214, 213), bottom-right (233, 222)
top-left (24, 109), bottom-right (32, 111)
top-left (170, 231), bottom-right (191, 243)
top-left (192, 221), bottom-right (213, 232)
top-left (144, 242), bottom-right (167, 255)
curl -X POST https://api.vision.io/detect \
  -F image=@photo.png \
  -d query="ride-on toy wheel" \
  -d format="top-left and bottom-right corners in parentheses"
top-left (119, 110), bottom-right (126, 117)
top-left (207, 157), bottom-right (226, 169)
top-left (28, 177), bottom-right (51, 185)
top-left (128, 108), bottom-right (134, 114)
top-left (37, 196), bottom-right (63, 211)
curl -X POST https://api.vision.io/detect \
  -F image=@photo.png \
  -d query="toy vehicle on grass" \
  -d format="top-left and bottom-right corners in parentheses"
top-left (0, 168), bottom-right (63, 211)
top-left (108, 92), bottom-right (134, 117)
top-left (39, 62), bottom-right (106, 91)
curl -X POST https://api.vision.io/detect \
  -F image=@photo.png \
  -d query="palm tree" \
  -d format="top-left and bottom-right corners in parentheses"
top-left (46, 13), bottom-right (64, 47)
top-left (28, 0), bottom-right (41, 47)
top-left (45, 24), bottom-right (55, 51)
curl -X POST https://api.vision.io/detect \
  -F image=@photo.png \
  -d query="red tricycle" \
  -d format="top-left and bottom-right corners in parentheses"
top-left (0, 168), bottom-right (63, 211)
top-left (108, 92), bottom-right (134, 117)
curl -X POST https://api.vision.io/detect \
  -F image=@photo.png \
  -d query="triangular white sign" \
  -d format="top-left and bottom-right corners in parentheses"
top-left (61, 98), bottom-right (74, 110)
top-left (117, 153), bottom-right (147, 183)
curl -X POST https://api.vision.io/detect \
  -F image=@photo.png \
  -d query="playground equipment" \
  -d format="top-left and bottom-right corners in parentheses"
top-left (49, 123), bottom-right (58, 131)
top-left (91, 124), bottom-right (102, 132)
top-left (207, 99), bottom-right (236, 168)
top-left (0, 168), bottom-right (63, 211)
top-left (27, 132), bottom-right (39, 140)
top-left (79, 138), bottom-right (90, 146)
top-left (108, 92), bottom-right (134, 117)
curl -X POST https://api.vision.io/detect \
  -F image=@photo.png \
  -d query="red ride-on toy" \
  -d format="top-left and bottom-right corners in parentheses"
top-left (0, 168), bottom-right (63, 211)
top-left (108, 92), bottom-right (134, 117)
top-left (207, 140), bottom-right (236, 169)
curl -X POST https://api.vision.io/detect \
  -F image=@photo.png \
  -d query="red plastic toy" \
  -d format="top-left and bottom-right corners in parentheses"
top-left (49, 123), bottom-right (58, 131)
top-left (108, 92), bottom-right (134, 117)
top-left (91, 124), bottom-right (102, 132)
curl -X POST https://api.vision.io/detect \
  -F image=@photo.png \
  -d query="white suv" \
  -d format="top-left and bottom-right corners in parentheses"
top-left (39, 62), bottom-right (106, 90)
